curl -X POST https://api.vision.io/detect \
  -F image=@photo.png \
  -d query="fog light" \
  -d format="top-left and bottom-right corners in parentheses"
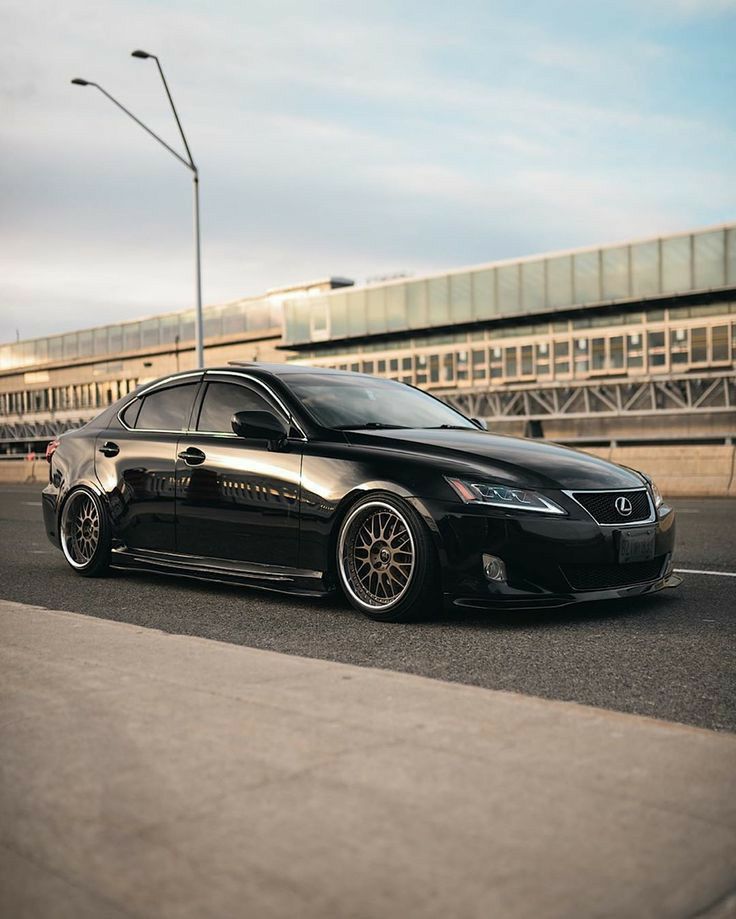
top-left (482, 553), bottom-right (507, 582)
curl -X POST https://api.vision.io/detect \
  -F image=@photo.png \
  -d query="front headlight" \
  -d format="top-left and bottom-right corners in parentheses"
top-left (649, 478), bottom-right (664, 510)
top-left (445, 477), bottom-right (567, 515)
top-left (639, 472), bottom-right (664, 510)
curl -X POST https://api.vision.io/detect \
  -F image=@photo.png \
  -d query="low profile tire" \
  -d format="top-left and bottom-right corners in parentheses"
top-left (336, 492), bottom-right (440, 622)
top-left (60, 487), bottom-right (112, 577)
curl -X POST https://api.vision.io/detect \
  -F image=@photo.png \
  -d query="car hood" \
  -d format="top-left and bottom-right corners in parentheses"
top-left (344, 427), bottom-right (643, 490)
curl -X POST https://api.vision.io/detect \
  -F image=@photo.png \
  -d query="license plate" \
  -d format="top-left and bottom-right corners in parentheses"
top-left (618, 527), bottom-right (656, 563)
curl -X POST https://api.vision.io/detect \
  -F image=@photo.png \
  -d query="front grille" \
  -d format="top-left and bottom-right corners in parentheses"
top-left (561, 556), bottom-right (665, 591)
top-left (570, 489), bottom-right (651, 524)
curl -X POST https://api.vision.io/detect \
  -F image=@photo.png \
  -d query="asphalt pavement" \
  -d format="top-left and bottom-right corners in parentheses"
top-left (1, 483), bottom-right (734, 731)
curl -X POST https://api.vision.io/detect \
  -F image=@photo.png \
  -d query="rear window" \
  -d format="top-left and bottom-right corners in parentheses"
top-left (133, 383), bottom-right (198, 431)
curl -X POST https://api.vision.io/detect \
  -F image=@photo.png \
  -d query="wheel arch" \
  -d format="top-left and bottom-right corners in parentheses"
top-left (325, 481), bottom-right (445, 587)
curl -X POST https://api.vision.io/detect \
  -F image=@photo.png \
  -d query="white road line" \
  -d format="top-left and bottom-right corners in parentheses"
top-left (22, 501), bottom-right (41, 506)
top-left (674, 568), bottom-right (736, 578)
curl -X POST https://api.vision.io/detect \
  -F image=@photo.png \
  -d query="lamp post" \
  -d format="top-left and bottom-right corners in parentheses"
top-left (71, 51), bottom-right (204, 368)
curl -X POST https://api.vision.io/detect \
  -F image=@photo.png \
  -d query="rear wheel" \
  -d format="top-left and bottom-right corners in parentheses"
top-left (336, 493), bottom-right (440, 622)
top-left (60, 488), bottom-right (112, 577)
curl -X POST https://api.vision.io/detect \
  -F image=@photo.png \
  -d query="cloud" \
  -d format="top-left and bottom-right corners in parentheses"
top-left (0, 0), bottom-right (734, 342)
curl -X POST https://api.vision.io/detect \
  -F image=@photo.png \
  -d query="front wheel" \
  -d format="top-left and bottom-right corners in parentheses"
top-left (60, 487), bottom-right (112, 577)
top-left (336, 493), bottom-right (440, 622)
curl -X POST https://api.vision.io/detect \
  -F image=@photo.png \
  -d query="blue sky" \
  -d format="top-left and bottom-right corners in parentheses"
top-left (1, 0), bottom-right (735, 342)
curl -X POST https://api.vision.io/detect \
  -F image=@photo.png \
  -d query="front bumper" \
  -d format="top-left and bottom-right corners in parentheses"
top-left (412, 497), bottom-right (679, 610)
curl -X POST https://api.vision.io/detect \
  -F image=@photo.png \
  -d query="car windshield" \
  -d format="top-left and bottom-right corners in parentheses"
top-left (283, 373), bottom-right (477, 430)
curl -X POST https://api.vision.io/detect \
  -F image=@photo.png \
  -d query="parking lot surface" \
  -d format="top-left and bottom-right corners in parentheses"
top-left (1, 484), bottom-right (734, 731)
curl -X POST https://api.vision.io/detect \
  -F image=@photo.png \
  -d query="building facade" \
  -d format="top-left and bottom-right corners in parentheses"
top-left (1, 224), bottom-right (734, 453)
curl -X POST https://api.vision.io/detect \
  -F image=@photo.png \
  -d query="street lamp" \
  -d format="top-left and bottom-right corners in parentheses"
top-left (71, 52), bottom-right (204, 368)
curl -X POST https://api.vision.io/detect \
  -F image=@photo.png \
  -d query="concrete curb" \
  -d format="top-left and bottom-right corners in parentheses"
top-left (1, 599), bottom-right (735, 919)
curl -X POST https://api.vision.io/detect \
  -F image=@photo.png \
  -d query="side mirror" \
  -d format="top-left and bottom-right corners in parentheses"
top-left (472, 417), bottom-right (488, 430)
top-left (231, 410), bottom-right (288, 446)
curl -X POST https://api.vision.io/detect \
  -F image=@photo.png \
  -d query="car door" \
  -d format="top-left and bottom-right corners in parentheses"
top-left (94, 375), bottom-right (201, 552)
top-left (175, 373), bottom-right (302, 567)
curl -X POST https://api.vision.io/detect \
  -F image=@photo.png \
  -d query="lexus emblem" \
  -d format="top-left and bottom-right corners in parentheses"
top-left (615, 496), bottom-right (633, 517)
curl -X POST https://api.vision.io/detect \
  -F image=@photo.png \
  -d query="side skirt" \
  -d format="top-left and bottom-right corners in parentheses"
top-left (110, 547), bottom-right (333, 599)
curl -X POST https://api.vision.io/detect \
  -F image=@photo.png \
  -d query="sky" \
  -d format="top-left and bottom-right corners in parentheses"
top-left (1, 0), bottom-right (735, 344)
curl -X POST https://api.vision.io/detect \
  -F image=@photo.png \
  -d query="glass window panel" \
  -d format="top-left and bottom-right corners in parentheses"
top-left (197, 382), bottom-right (276, 433)
top-left (406, 281), bottom-right (428, 328)
top-left (328, 293), bottom-right (348, 339)
top-left (712, 325), bottom-right (729, 361)
top-left (428, 276), bottom-right (450, 325)
top-left (610, 336), bottom-right (624, 368)
top-left (94, 327), bottom-right (109, 355)
top-left (245, 300), bottom-right (269, 331)
top-left (282, 300), bottom-right (309, 343)
top-left (693, 229), bottom-right (725, 289)
top-left (497, 264), bottom-right (520, 314)
top-left (573, 251), bottom-right (600, 303)
top-left (429, 354), bottom-right (440, 383)
top-left (204, 308), bottom-right (222, 339)
top-left (63, 333), bottom-right (78, 360)
top-left (727, 228), bottom-right (736, 285)
top-left (691, 327), bottom-right (707, 362)
top-left (106, 326), bottom-right (121, 354)
top-left (554, 341), bottom-right (569, 357)
top-left (591, 338), bottom-right (605, 370)
top-left (472, 269), bottom-right (495, 320)
top-left (136, 383), bottom-right (198, 431)
top-left (309, 297), bottom-right (329, 339)
top-left (456, 350), bottom-right (468, 380)
top-left (178, 312), bottom-right (195, 343)
top-left (141, 319), bottom-right (159, 348)
top-left (648, 331), bottom-right (665, 349)
top-left (221, 304), bottom-right (246, 337)
top-left (631, 241), bottom-right (660, 297)
top-left (521, 260), bottom-right (545, 311)
top-left (661, 235), bottom-right (691, 293)
top-left (450, 273), bottom-right (472, 323)
top-left (504, 348), bottom-right (517, 377)
top-left (546, 256), bottom-right (572, 308)
top-left (385, 284), bottom-right (406, 332)
top-left (443, 353), bottom-right (454, 382)
top-left (123, 323), bottom-right (141, 352)
top-left (77, 330), bottom-right (93, 357)
top-left (366, 288), bottom-right (386, 334)
top-left (521, 345), bottom-right (533, 375)
top-left (602, 247), bottom-right (629, 300)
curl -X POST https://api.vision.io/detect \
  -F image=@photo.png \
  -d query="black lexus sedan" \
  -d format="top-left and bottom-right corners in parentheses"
top-left (42, 362), bottom-right (680, 621)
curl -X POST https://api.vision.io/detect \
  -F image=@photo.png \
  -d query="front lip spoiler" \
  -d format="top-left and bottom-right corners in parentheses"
top-left (450, 572), bottom-right (682, 611)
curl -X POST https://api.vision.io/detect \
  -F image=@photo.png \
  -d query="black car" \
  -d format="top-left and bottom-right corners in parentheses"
top-left (42, 363), bottom-right (680, 621)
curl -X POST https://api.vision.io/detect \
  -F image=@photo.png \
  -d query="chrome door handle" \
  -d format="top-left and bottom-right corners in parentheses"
top-left (99, 441), bottom-right (119, 457)
top-left (177, 447), bottom-right (206, 466)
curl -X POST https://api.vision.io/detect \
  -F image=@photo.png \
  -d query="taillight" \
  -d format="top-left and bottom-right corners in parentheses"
top-left (45, 439), bottom-right (60, 463)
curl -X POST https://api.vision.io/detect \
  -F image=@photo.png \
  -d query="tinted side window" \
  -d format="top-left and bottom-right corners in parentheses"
top-left (136, 383), bottom-right (198, 431)
top-left (120, 399), bottom-right (142, 428)
top-left (197, 382), bottom-right (277, 433)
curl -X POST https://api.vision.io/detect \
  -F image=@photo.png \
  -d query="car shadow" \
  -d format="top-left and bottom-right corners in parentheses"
top-left (105, 565), bottom-right (681, 632)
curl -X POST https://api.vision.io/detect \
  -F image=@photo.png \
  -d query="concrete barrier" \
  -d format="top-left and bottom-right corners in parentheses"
top-left (0, 459), bottom-right (47, 485)
top-left (0, 448), bottom-right (734, 496)
top-left (583, 445), bottom-right (736, 497)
